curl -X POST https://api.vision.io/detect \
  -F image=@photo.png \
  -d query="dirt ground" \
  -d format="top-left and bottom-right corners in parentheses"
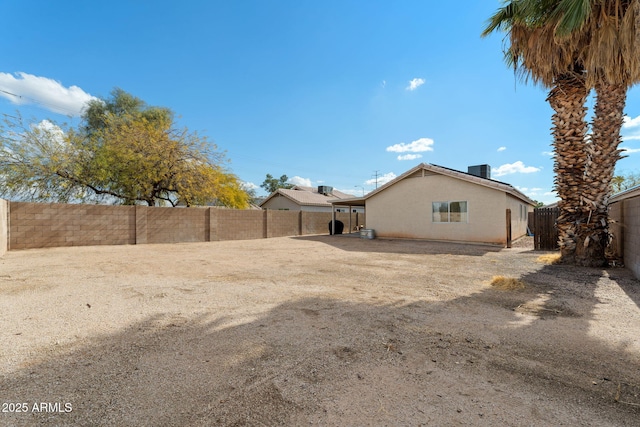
top-left (0, 235), bottom-right (639, 426)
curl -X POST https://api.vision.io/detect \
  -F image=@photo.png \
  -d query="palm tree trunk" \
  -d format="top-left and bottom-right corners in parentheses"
top-left (546, 72), bottom-right (589, 264)
top-left (572, 82), bottom-right (627, 267)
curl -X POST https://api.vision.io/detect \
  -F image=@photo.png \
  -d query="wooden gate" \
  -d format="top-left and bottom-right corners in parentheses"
top-left (531, 207), bottom-right (559, 250)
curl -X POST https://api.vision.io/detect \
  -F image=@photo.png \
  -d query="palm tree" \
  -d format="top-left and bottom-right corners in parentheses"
top-left (483, 0), bottom-right (640, 266)
top-left (483, 0), bottom-right (591, 263)
top-left (564, 1), bottom-right (640, 265)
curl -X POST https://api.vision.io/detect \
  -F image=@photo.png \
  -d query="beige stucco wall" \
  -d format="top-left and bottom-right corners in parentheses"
top-left (366, 174), bottom-right (530, 245)
top-left (506, 194), bottom-right (532, 240)
top-left (261, 195), bottom-right (300, 210)
top-left (0, 199), bottom-right (7, 256)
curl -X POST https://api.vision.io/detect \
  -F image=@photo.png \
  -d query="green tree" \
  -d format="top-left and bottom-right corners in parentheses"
top-left (83, 88), bottom-right (172, 134)
top-left (612, 170), bottom-right (640, 193)
top-left (0, 90), bottom-right (249, 208)
top-left (483, 0), bottom-right (640, 266)
top-left (260, 174), bottom-right (293, 193)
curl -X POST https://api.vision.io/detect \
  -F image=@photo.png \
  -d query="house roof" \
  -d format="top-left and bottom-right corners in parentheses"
top-left (259, 185), bottom-right (354, 208)
top-left (331, 163), bottom-right (537, 206)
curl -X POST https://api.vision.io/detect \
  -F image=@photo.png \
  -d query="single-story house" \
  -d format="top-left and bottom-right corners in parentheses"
top-left (331, 163), bottom-right (536, 246)
top-left (260, 185), bottom-right (364, 213)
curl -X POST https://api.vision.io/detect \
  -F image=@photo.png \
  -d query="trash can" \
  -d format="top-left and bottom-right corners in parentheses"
top-left (328, 220), bottom-right (344, 235)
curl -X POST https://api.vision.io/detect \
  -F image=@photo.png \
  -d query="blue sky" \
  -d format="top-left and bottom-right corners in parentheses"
top-left (1, 1), bottom-right (639, 204)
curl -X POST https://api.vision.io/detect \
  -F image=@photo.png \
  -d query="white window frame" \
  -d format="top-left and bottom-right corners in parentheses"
top-left (432, 201), bottom-right (468, 223)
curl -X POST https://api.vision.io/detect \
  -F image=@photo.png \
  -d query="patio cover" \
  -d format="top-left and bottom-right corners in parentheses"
top-left (329, 197), bottom-right (366, 235)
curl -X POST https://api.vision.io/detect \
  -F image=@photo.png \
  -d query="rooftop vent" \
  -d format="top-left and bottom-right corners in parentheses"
top-left (468, 164), bottom-right (491, 179)
top-left (317, 185), bottom-right (333, 195)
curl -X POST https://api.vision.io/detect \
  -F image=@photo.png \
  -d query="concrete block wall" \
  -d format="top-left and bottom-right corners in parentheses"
top-left (620, 197), bottom-right (640, 279)
top-left (302, 212), bottom-right (332, 235)
top-left (302, 212), bottom-right (365, 235)
top-left (146, 206), bottom-right (209, 244)
top-left (609, 195), bottom-right (640, 279)
top-left (608, 202), bottom-right (623, 259)
top-left (5, 201), bottom-right (361, 251)
top-left (267, 210), bottom-right (300, 238)
top-left (9, 202), bottom-right (135, 250)
top-left (212, 209), bottom-right (264, 241)
top-left (0, 199), bottom-right (7, 256)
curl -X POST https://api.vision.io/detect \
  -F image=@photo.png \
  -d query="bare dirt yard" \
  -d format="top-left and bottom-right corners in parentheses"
top-left (1, 235), bottom-right (639, 426)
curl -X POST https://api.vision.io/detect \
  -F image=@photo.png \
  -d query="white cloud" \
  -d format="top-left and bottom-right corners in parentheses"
top-left (288, 176), bottom-right (312, 187)
top-left (32, 119), bottom-right (66, 146)
top-left (621, 146), bottom-right (640, 154)
top-left (541, 151), bottom-right (553, 156)
top-left (397, 154), bottom-right (422, 161)
top-left (386, 137), bottom-right (434, 153)
top-left (241, 182), bottom-right (259, 191)
top-left (623, 115), bottom-right (640, 129)
top-left (517, 186), bottom-right (543, 195)
top-left (336, 188), bottom-right (359, 197)
top-left (497, 146), bottom-right (507, 152)
top-left (365, 172), bottom-right (396, 187)
top-left (622, 135), bottom-right (640, 141)
top-left (0, 71), bottom-right (96, 117)
top-left (406, 78), bottom-right (425, 91)
top-left (493, 161), bottom-right (541, 177)
top-left (381, 80), bottom-right (386, 88)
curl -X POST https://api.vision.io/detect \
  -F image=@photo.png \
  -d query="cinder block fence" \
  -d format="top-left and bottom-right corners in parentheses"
top-left (609, 188), bottom-right (640, 279)
top-left (0, 200), bottom-right (363, 253)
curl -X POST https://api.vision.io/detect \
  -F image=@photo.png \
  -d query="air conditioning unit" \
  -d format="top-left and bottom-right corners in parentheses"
top-left (318, 185), bottom-right (333, 195)
top-left (468, 164), bottom-right (491, 179)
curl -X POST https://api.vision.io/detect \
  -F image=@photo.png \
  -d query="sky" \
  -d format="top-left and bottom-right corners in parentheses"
top-left (1, 1), bottom-right (639, 205)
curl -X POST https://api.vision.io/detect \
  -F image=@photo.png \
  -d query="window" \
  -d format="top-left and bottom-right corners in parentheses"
top-left (519, 204), bottom-right (529, 221)
top-left (432, 201), bottom-right (468, 223)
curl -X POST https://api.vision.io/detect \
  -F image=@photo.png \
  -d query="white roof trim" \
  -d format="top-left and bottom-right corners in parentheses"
top-left (361, 163), bottom-right (536, 206)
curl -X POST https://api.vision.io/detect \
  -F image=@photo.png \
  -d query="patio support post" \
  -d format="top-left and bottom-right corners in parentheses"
top-left (331, 205), bottom-right (336, 236)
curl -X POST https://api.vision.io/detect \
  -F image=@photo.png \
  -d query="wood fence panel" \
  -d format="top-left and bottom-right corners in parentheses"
top-left (506, 209), bottom-right (512, 248)
top-left (533, 207), bottom-right (559, 251)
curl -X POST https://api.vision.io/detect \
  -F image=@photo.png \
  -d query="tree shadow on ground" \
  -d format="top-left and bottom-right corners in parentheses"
top-left (295, 234), bottom-right (503, 257)
top-left (514, 247), bottom-right (640, 311)
top-left (474, 261), bottom-right (640, 409)
top-left (1, 263), bottom-right (639, 425)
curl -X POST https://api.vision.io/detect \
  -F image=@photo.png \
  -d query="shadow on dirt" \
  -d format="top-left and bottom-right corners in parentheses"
top-left (294, 234), bottom-right (503, 257)
top-left (475, 261), bottom-right (640, 406)
top-left (615, 271), bottom-right (640, 310)
top-left (1, 263), bottom-right (639, 425)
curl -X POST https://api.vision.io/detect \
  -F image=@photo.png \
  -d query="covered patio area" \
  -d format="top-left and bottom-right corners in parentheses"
top-left (329, 197), bottom-right (366, 235)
